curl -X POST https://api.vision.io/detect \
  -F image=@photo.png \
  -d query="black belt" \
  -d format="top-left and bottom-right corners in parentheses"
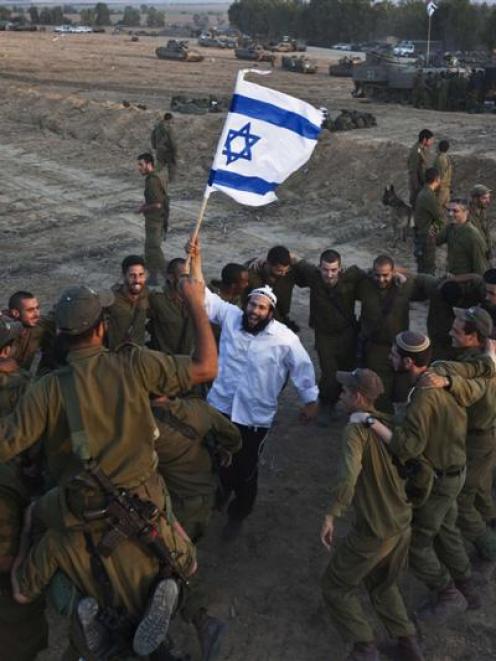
top-left (434, 466), bottom-right (465, 479)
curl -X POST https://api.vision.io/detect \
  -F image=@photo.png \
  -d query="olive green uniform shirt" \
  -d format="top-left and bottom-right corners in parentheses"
top-left (155, 397), bottom-right (242, 499)
top-left (414, 186), bottom-right (442, 235)
top-left (106, 284), bottom-right (149, 350)
top-left (151, 120), bottom-right (177, 165)
top-left (356, 275), bottom-right (429, 347)
top-left (432, 350), bottom-right (496, 432)
top-left (0, 346), bottom-right (192, 490)
top-left (433, 152), bottom-right (453, 190)
top-left (292, 261), bottom-right (363, 334)
top-left (407, 142), bottom-right (428, 198)
top-left (469, 202), bottom-right (491, 258)
top-left (10, 316), bottom-right (56, 375)
top-left (436, 222), bottom-right (488, 275)
top-left (144, 172), bottom-right (168, 225)
top-left (328, 410), bottom-right (411, 539)
top-left (16, 506), bottom-right (195, 616)
top-left (148, 285), bottom-right (195, 355)
top-left (390, 377), bottom-right (485, 470)
top-left (0, 367), bottom-right (30, 417)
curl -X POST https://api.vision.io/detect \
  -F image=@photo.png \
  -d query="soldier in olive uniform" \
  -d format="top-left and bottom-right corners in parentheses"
top-left (0, 318), bottom-right (49, 661)
top-left (321, 369), bottom-right (423, 661)
top-left (433, 140), bottom-right (453, 215)
top-left (148, 258), bottom-right (195, 355)
top-left (354, 255), bottom-right (431, 411)
top-left (1, 281), bottom-right (217, 659)
top-left (152, 394), bottom-right (242, 654)
top-left (6, 290), bottom-right (56, 375)
top-left (106, 255), bottom-right (150, 350)
top-left (373, 331), bottom-right (486, 620)
top-left (469, 184), bottom-right (492, 260)
top-left (136, 152), bottom-right (169, 286)
top-left (413, 167), bottom-right (443, 274)
top-left (151, 112), bottom-right (177, 183)
top-left (245, 245), bottom-right (301, 332)
top-left (436, 198), bottom-right (488, 275)
top-left (292, 249), bottom-right (363, 413)
top-left (407, 128), bottom-right (434, 208)
top-left (209, 263), bottom-right (249, 343)
top-left (426, 307), bottom-right (496, 561)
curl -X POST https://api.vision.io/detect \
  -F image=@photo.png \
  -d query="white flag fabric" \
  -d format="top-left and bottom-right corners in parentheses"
top-left (427, 1), bottom-right (437, 16)
top-left (206, 69), bottom-right (323, 206)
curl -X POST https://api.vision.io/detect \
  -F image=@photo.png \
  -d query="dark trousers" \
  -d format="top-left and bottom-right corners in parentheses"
top-left (219, 422), bottom-right (269, 522)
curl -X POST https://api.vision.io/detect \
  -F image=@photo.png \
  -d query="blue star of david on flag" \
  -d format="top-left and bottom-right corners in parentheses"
top-left (222, 122), bottom-right (261, 166)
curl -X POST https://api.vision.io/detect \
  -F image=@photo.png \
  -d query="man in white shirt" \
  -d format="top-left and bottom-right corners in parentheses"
top-left (190, 239), bottom-right (319, 540)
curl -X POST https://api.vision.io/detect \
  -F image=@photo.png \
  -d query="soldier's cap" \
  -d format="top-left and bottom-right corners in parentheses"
top-left (395, 331), bottom-right (431, 352)
top-left (247, 285), bottom-right (278, 308)
top-left (453, 306), bottom-right (493, 338)
top-left (55, 286), bottom-right (114, 335)
top-left (336, 368), bottom-right (384, 402)
top-left (471, 184), bottom-right (491, 197)
top-left (0, 317), bottom-right (23, 350)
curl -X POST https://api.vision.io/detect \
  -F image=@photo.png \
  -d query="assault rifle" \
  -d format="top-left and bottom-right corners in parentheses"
top-left (82, 460), bottom-right (189, 585)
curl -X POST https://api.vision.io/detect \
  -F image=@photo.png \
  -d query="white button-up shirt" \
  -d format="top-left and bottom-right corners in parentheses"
top-left (205, 288), bottom-right (318, 427)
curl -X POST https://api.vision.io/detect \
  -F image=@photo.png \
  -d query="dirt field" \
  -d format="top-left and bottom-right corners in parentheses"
top-left (1, 30), bottom-right (495, 661)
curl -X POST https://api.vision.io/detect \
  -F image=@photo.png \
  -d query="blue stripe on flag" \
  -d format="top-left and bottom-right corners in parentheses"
top-left (209, 169), bottom-right (278, 195)
top-left (230, 94), bottom-right (321, 140)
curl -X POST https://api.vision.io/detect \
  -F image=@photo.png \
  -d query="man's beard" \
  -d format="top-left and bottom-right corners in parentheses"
top-left (241, 312), bottom-right (272, 335)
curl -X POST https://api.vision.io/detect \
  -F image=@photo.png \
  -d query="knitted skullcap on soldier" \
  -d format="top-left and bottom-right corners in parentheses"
top-left (396, 331), bottom-right (431, 352)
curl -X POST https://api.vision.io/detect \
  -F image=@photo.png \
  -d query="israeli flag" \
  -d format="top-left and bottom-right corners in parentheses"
top-left (427, 1), bottom-right (437, 16)
top-left (206, 69), bottom-right (323, 207)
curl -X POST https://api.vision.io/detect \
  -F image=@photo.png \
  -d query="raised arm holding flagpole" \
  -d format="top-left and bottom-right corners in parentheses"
top-left (186, 68), bottom-right (324, 266)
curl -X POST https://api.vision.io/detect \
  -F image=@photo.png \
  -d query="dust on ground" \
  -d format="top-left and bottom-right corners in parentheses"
top-left (0, 30), bottom-right (495, 661)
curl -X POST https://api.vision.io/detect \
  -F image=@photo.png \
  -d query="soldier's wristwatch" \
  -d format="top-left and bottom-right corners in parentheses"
top-left (365, 415), bottom-right (376, 427)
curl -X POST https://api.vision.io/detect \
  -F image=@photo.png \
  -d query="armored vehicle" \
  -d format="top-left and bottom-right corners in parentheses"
top-left (235, 45), bottom-right (275, 64)
top-left (156, 40), bottom-right (204, 62)
top-left (281, 55), bottom-right (317, 74)
top-left (329, 56), bottom-right (361, 77)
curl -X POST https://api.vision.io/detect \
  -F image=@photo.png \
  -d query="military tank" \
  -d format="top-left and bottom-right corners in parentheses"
top-left (155, 40), bottom-right (204, 62)
top-left (281, 55), bottom-right (317, 74)
top-left (352, 51), bottom-right (418, 102)
top-left (235, 44), bottom-right (275, 64)
top-left (329, 56), bottom-right (361, 77)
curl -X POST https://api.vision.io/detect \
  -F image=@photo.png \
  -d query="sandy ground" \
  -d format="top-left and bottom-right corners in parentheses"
top-left (0, 30), bottom-right (495, 661)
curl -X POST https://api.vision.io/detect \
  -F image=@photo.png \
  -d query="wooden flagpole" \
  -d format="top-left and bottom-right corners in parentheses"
top-left (185, 189), bottom-right (210, 272)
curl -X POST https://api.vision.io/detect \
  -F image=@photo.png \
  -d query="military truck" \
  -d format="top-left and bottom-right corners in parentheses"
top-left (156, 40), bottom-right (204, 62)
top-left (281, 55), bottom-right (317, 74)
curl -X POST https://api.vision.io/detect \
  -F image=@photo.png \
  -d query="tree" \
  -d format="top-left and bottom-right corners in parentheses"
top-left (95, 2), bottom-right (111, 26)
top-left (193, 13), bottom-right (209, 30)
top-left (0, 6), bottom-right (11, 21)
top-left (28, 6), bottom-right (40, 24)
top-left (146, 7), bottom-right (165, 28)
top-left (80, 8), bottom-right (96, 25)
top-left (481, 6), bottom-right (496, 51)
top-left (122, 6), bottom-right (141, 27)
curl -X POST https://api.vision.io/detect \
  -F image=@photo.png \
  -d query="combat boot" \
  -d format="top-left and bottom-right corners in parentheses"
top-left (454, 576), bottom-right (482, 609)
top-left (394, 635), bottom-right (425, 661)
top-left (133, 578), bottom-right (179, 656)
top-left (193, 609), bottom-right (227, 661)
top-left (77, 597), bottom-right (109, 656)
top-left (346, 642), bottom-right (380, 661)
top-left (416, 581), bottom-right (466, 624)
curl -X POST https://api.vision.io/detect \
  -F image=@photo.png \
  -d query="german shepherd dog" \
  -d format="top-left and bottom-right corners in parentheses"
top-left (382, 185), bottom-right (413, 245)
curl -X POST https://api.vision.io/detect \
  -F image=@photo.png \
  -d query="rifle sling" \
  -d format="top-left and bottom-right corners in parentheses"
top-left (57, 368), bottom-right (92, 462)
top-left (84, 531), bottom-right (115, 609)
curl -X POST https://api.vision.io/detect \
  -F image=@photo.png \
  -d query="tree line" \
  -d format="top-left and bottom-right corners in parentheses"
top-left (1, 4), bottom-right (166, 28)
top-left (228, 0), bottom-right (496, 52)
